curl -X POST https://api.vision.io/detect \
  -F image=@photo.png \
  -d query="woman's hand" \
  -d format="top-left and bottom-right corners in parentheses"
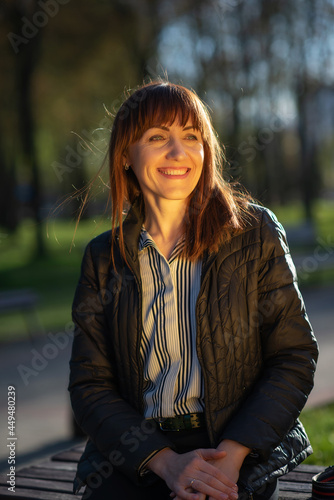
top-left (206, 439), bottom-right (251, 500)
top-left (148, 447), bottom-right (239, 500)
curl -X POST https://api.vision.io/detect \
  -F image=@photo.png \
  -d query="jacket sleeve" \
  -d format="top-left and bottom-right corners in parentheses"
top-left (68, 239), bottom-right (174, 484)
top-left (221, 209), bottom-right (318, 457)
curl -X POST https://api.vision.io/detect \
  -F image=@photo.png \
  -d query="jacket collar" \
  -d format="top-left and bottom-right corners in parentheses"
top-left (122, 197), bottom-right (145, 265)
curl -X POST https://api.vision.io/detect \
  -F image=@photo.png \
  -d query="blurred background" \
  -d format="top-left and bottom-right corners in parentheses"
top-left (0, 0), bottom-right (334, 471)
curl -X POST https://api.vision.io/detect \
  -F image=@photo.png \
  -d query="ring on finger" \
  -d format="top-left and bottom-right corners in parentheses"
top-left (190, 478), bottom-right (195, 488)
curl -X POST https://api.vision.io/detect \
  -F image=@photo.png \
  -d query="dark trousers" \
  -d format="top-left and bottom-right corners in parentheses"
top-left (83, 429), bottom-right (279, 500)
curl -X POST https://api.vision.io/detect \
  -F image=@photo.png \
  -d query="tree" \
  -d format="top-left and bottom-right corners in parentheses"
top-left (2, 0), bottom-right (45, 256)
top-left (155, 0), bottom-right (334, 218)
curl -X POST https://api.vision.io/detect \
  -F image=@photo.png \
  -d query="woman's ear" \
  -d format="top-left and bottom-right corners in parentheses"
top-left (122, 153), bottom-right (130, 168)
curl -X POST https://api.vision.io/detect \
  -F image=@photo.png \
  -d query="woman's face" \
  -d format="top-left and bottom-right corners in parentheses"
top-left (126, 119), bottom-right (204, 207)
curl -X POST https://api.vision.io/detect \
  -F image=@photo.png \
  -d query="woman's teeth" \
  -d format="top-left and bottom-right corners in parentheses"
top-left (158, 169), bottom-right (188, 175)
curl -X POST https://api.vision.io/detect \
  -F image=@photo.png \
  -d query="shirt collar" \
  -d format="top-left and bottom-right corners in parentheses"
top-left (139, 227), bottom-right (185, 261)
top-left (139, 227), bottom-right (156, 252)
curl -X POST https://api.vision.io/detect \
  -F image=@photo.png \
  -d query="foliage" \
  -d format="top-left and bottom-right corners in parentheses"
top-left (301, 403), bottom-right (334, 466)
top-left (1, 0), bottom-right (334, 247)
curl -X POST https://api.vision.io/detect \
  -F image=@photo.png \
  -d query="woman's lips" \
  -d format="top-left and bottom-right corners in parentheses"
top-left (157, 167), bottom-right (190, 178)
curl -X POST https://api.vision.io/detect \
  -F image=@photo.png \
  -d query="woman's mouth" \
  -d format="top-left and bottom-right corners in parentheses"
top-left (157, 168), bottom-right (190, 178)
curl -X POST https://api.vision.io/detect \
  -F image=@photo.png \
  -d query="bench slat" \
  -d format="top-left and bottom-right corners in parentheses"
top-left (278, 493), bottom-right (312, 500)
top-left (17, 467), bottom-right (75, 482)
top-left (0, 475), bottom-right (72, 493)
top-left (72, 445), bottom-right (85, 453)
top-left (32, 460), bottom-right (77, 471)
top-left (52, 451), bottom-right (82, 463)
top-left (0, 486), bottom-right (80, 500)
top-left (279, 480), bottom-right (312, 493)
top-left (280, 470), bottom-right (318, 483)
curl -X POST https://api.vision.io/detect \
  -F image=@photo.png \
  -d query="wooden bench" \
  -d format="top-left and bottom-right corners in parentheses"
top-left (0, 288), bottom-right (40, 336)
top-left (0, 444), bottom-right (325, 499)
top-left (0, 445), bottom-right (84, 500)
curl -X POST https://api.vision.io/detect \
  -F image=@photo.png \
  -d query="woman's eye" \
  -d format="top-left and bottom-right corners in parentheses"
top-left (185, 133), bottom-right (201, 142)
top-left (149, 135), bottom-right (165, 141)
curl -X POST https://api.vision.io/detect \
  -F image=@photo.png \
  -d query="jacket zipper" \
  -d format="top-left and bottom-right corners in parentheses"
top-left (134, 272), bottom-right (144, 411)
top-left (239, 481), bottom-right (254, 499)
top-left (195, 251), bottom-right (220, 446)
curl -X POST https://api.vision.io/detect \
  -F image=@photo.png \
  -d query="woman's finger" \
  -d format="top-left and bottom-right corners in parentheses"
top-left (198, 449), bottom-right (227, 462)
top-left (195, 454), bottom-right (238, 491)
top-left (184, 486), bottom-right (206, 500)
top-left (187, 476), bottom-right (238, 500)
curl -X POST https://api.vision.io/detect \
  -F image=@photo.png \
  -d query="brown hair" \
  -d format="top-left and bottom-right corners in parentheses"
top-left (109, 80), bottom-right (252, 261)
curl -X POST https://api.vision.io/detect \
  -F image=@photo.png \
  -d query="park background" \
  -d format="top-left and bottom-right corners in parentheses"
top-left (0, 0), bottom-right (334, 472)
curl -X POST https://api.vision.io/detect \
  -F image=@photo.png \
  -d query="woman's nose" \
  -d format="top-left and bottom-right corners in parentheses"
top-left (165, 138), bottom-right (187, 160)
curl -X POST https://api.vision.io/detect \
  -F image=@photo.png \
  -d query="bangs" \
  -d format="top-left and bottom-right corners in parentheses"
top-left (122, 83), bottom-right (209, 144)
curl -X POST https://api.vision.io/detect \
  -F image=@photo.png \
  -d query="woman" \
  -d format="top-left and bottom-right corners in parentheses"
top-left (69, 81), bottom-right (318, 500)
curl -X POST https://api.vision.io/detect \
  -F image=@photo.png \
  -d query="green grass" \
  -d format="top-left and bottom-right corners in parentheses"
top-left (0, 199), bottom-right (333, 340)
top-left (269, 199), bottom-right (334, 287)
top-left (0, 216), bottom-right (111, 341)
top-left (301, 403), bottom-right (334, 465)
top-left (269, 199), bottom-right (334, 245)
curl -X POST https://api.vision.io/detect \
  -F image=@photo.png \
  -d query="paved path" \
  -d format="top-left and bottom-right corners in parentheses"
top-left (0, 331), bottom-right (75, 472)
top-left (301, 284), bottom-right (334, 407)
top-left (0, 284), bottom-right (333, 472)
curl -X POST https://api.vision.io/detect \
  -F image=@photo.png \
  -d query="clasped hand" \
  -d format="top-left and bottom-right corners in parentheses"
top-left (148, 447), bottom-right (239, 500)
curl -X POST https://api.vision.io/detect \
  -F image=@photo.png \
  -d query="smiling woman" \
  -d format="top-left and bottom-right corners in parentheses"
top-left (108, 81), bottom-right (248, 264)
top-left (68, 81), bottom-right (318, 500)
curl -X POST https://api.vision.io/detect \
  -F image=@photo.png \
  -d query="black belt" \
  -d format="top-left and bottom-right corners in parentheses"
top-left (312, 465), bottom-right (334, 499)
top-left (152, 412), bottom-right (206, 431)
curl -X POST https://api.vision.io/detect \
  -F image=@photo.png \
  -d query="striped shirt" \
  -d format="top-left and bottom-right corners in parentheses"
top-left (138, 228), bottom-right (205, 418)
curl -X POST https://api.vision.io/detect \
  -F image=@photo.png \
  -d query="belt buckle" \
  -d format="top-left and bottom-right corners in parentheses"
top-left (190, 414), bottom-right (197, 428)
top-left (157, 418), bottom-right (170, 431)
top-left (157, 416), bottom-right (183, 431)
top-left (156, 413), bottom-right (204, 432)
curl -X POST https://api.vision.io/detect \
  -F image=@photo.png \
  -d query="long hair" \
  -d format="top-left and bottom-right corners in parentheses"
top-left (109, 80), bottom-right (252, 261)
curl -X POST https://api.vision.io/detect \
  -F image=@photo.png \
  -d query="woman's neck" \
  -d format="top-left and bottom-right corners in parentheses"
top-left (143, 199), bottom-right (187, 259)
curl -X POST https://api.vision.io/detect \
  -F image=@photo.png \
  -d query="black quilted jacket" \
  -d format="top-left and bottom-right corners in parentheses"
top-left (69, 201), bottom-right (318, 497)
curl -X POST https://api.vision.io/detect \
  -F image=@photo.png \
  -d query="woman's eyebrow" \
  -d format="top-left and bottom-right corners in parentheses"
top-left (148, 125), bottom-right (197, 131)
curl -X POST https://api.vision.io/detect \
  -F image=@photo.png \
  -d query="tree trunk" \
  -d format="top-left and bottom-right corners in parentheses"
top-left (14, 1), bottom-right (46, 257)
